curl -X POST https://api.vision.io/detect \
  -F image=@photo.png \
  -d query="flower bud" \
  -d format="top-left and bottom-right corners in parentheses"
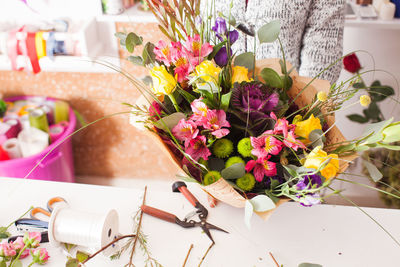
top-left (23, 232), bottom-right (41, 248)
top-left (31, 248), bottom-right (50, 264)
top-left (360, 95), bottom-right (371, 107)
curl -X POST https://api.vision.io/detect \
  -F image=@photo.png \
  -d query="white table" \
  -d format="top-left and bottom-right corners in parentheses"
top-left (1, 177), bottom-right (399, 267)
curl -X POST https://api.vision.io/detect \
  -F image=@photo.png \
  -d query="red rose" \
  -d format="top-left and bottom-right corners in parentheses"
top-left (343, 53), bottom-right (361, 73)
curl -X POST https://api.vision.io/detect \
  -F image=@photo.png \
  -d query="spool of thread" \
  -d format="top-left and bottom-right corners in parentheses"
top-left (2, 138), bottom-right (22, 159)
top-left (379, 2), bottom-right (396, 20)
top-left (49, 122), bottom-right (68, 143)
top-left (18, 127), bottom-right (49, 157)
top-left (19, 115), bottom-right (31, 130)
top-left (29, 108), bottom-right (49, 133)
top-left (54, 101), bottom-right (69, 124)
top-left (4, 119), bottom-right (22, 138)
top-left (48, 204), bottom-right (119, 256)
top-left (18, 105), bottom-right (35, 116)
top-left (43, 100), bottom-right (55, 125)
top-left (0, 146), bottom-right (10, 161)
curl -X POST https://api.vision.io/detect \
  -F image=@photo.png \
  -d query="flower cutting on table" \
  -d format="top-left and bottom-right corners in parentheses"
top-left (113, 0), bottom-right (400, 228)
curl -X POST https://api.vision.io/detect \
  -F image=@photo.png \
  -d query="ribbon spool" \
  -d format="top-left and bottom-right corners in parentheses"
top-left (17, 127), bottom-right (49, 157)
top-left (48, 204), bottom-right (119, 256)
top-left (49, 122), bottom-right (68, 143)
top-left (29, 108), bottom-right (49, 133)
top-left (2, 138), bottom-right (22, 159)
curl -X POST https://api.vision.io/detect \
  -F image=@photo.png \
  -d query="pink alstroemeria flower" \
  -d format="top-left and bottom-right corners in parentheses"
top-left (283, 130), bottom-right (306, 151)
top-left (185, 136), bottom-right (211, 161)
top-left (154, 40), bottom-right (173, 66)
top-left (0, 242), bottom-right (17, 257)
top-left (251, 132), bottom-right (283, 158)
top-left (170, 42), bottom-right (195, 82)
top-left (185, 35), bottom-right (213, 63)
top-left (172, 119), bottom-right (199, 147)
top-left (270, 112), bottom-right (294, 136)
top-left (245, 156), bottom-right (277, 182)
top-left (204, 110), bottom-right (230, 138)
top-left (190, 98), bottom-right (209, 123)
top-left (31, 248), bottom-right (50, 264)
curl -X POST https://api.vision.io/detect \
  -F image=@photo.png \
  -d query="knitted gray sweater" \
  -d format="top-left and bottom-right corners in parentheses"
top-left (207, 0), bottom-right (346, 84)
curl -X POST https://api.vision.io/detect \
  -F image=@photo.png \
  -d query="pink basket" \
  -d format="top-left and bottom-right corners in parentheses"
top-left (0, 96), bottom-right (76, 182)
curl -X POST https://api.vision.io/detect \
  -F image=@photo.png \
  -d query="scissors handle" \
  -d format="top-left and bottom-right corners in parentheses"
top-left (47, 197), bottom-right (66, 212)
top-left (141, 205), bottom-right (177, 224)
top-left (30, 207), bottom-right (51, 220)
top-left (172, 182), bottom-right (200, 207)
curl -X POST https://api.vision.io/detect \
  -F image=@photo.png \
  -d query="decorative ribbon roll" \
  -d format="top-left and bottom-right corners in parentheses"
top-left (19, 115), bottom-right (31, 130)
top-left (29, 108), bottom-right (49, 133)
top-left (4, 119), bottom-right (22, 139)
top-left (48, 204), bottom-right (119, 256)
top-left (49, 122), bottom-right (68, 143)
top-left (2, 138), bottom-right (22, 159)
top-left (17, 127), bottom-right (49, 157)
top-left (35, 31), bottom-right (46, 60)
top-left (54, 101), bottom-right (69, 124)
top-left (0, 146), bottom-right (10, 161)
top-left (39, 104), bottom-right (54, 125)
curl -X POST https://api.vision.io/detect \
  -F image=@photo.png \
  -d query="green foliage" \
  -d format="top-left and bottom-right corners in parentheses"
top-left (0, 100), bottom-right (6, 117)
top-left (257, 20), bottom-right (281, 44)
top-left (308, 129), bottom-right (326, 149)
top-left (259, 68), bottom-right (283, 88)
top-left (212, 138), bottom-right (234, 158)
top-left (225, 156), bottom-right (245, 168)
top-left (126, 32), bottom-right (143, 53)
top-left (221, 163), bottom-right (246, 180)
top-left (220, 92), bottom-right (232, 111)
top-left (127, 56), bottom-right (144, 66)
top-left (362, 159), bottom-right (383, 182)
top-left (236, 173), bottom-right (256, 191)
top-left (153, 112), bottom-right (186, 132)
top-left (234, 52), bottom-right (255, 71)
top-left (237, 137), bottom-right (253, 157)
top-left (142, 42), bottom-right (156, 65)
top-left (76, 251), bottom-right (90, 263)
top-left (0, 227), bottom-right (10, 239)
top-left (203, 171), bottom-right (222, 185)
top-left (65, 258), bottom-right (79, 267)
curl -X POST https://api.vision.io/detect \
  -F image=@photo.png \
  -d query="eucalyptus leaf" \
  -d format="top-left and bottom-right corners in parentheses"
top-left (309, 129), bottom-right (326, 143)
top-left (66, 258), bottom-right (80, 267)
top-left (153, 112), bottom-right (186, 131)
top-left (76, 251), bottom-right (90, 263)
top-left (125, 33), bottom-right (135, 53)
top-left (114, 32), bottom-right (126, 40)
top-left (244, 200), bottom-right (254, 229)
top-left (127, 56), bottom-right (143, 66)
top-left (234, 52), bottom-right (255, 70)
top-left (142, 42), bottom-right (156, 65)
top-left (298, 263), bottom-right (323, 267)
top-left (352, 82), bottom-right (365, 89)
top-left (363, 159), bottom-right (383, 182)
top-left (259, 68), bottom-right (283, 88)
top-left (249, 195), bottom-right (276, 212)
top-left (257, 20), bottom-right (280, 44)
top-left (282, 75), bottom-right (293, 90)
top-left (221, 163), bottom-right (246, 180)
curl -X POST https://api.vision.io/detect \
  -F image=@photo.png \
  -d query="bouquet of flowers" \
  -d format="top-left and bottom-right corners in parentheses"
top-left (117, 0), bottom-right (400, 223)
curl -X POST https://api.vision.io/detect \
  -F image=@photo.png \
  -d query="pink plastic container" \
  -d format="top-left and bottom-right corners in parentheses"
top-left (0, 96), bottom-right (75, 182)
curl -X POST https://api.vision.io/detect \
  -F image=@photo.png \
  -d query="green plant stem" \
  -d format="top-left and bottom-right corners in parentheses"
top-left (28, 262), bottom-right (34, 267)
top-left (10, 244), bottom-right (28, 267)
top-left (336, 177), bottom-right (400, 200)
top-left (5, 206), bottom-right (33, 230)
top-left (168, 93), bottom-right (180, 112)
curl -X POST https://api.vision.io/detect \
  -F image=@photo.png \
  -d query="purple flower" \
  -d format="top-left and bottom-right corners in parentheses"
top-left (232, 81), bottom-right (279, 134)
top-left (228, 30), bottom-right (239, 44)
top-left (212, 17), bottom-right (227, 37)
top-left (296, 174), bottom-right (322, 190)
top-left (214, 46), bottom-right (231, 67)
top-left (298, 193), bottom-right (321, 207)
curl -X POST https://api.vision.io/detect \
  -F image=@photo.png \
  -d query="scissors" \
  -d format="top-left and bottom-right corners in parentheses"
top-left (141, 181), bottom-right (228, 243)
top-left (15, 197), bottom-right (67, 232)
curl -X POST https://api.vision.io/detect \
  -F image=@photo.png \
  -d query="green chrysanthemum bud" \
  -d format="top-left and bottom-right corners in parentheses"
top-left (213, 138), bottom-right (234, 158)
top-left (236, 173), bottom-right (256, 191)
top-left (203, 171), bottom-right (222, 185)
top-left (237, 137), bottom-right (253, 158)
top-left (225, 156), bottom-right (245, 168)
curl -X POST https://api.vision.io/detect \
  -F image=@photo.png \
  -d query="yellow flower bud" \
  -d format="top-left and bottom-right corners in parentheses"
top-left (317, 91), bottom-right (328, 102)
top-left (360, 95), bottom-right (371, 107)
top-left (232, 66), bottom-right (251, 84)
top-left (150, 65), bottom-right (177, 96)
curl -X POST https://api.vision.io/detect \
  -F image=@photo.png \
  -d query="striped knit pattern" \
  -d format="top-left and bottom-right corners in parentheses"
top-left (203, 0), bottom-right (346, 84)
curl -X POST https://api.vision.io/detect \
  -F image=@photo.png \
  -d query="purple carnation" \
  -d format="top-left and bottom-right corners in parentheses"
top-left (231, 81), bottom-right (279, 134)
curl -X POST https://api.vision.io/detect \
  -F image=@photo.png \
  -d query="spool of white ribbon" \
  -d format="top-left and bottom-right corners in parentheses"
top-left (17, 127), bottom-right (49, 157)
top-left (2, 138), bottom-right (22, 159)
top-left (48, 204), bottom-right (119, 256)
top-left (373, 0), bottom-right (389, 12)
top-left (379, 2), bottom-right (396, 20)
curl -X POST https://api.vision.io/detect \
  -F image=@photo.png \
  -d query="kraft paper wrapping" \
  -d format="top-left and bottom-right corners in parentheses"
top-left (131, 59), bottom-right (357, 220)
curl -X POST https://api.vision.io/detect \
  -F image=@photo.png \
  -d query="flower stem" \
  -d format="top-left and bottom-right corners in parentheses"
top-left (28, 262), bottom-right (34, 267)
top-left (168, 93), bottom-right (180, 112)
top-left (10, 244), bottom-right (28, 267)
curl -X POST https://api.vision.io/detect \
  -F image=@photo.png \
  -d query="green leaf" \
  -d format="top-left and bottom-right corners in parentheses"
top-left (221, 163), bottom-right (246, 180)
top-left (177, 89), bottom-right (196, 104)
top-left (283, 165), bottom-right (298, 178)
top-left (333, 143), bottom-right (356, 154)
top-left (376, 142), bottom-right (400, 151)
top-left (382, 122), bottom-right (400, 143)
top-left (0, 260), bottom-right (6, 267)
top-left (244, 200), bottom-right (253, 229)
top-left (363, 159), bottom-right (383, 182)
top-left (282, 75), bottom-right (293, 90)
top-left (347, 114), bottom-right (368, 123)
top-left (114, 32), bottom-right (127, 40)
top-left (369, 80), bottom-right (394, 102)
top-left (0, 233), bottom-right (9, 239)
top-left (153, 112), bottom-right (186, 132)
top-left (220, 92), bottom-right (232, 111)
top-left (125, 32), bottom-right (143, 53)
top-left (352, 82), bottom-right (365, 89)
top-left (259, 68), bottom-right (283, 88)
top-left (76, 251), bottom-right (90, 263)
top-left (66, 258), bottom-right (80, 267)
top-left (264, 191), bottom-right (280, 203)
top-left (308, 129), bottom-right (326, 148)
top-left (360, 118), bottom-right (393, 144)
top-left (142, 42), bottom-right (156, 65)
top-left (234, 52), bottom-right (255, 71)
top-left (249, 195), bottom-right (276, 212)
top-left (11, 260), bottom-right (22, 267)
top-left (298, 263), bottom-right (323, 267)
top-left (127, 56), bottom-right (143, 66)
top-left (176, 175), bottom-right (199, 184)
top-left (257, 20), bottom-right (281, 44)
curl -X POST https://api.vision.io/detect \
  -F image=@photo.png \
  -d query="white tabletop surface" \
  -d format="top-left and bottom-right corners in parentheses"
top-left (1, 177), bottom-right (399, 267)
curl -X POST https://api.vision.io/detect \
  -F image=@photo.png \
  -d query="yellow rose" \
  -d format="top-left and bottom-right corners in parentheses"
top-left (232, 66), bottom-right (251, 83)
top-left (304, 146), bottom-right (339, 180)
top-left (294, 114), bottom-right (322, 144)
top-left (193, 60), bottom-right (221, 83)
top-left (150, 65), bottom-right (177, 96)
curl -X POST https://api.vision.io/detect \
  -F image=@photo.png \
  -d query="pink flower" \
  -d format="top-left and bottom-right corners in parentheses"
top-left (184, 35), bottom-right (213, 64)
top-left (172, 119), bottom-right (199, 147)
top-left (270, 112), bottom-right (294, 136)
top-left (23, 232), bottom-right (41, 248)
top-left (204, 110), bottom-right (230, 138)
top-left (185, 136), bottom-right (211, 161)
top-left (283, 130), bottom-right (306, 151)
top-left (190, 98), bottom-right (209, 123)
top-left (149, 101), bottom-right (162, 119)
top-left (245, 156), bottom-right (277, 182)
top-left (12, 237), bottom-right (30, 259)
top-left (31, 248), bottom-right (50, 264)
top-left (154, 40), bottom-right (173, 66)
top-left (0, 242), bottom-right (17, 257)
top-left (171, 42), bottom-right (195, 82)
top-left (251, 133), bottom-right (283, 158)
